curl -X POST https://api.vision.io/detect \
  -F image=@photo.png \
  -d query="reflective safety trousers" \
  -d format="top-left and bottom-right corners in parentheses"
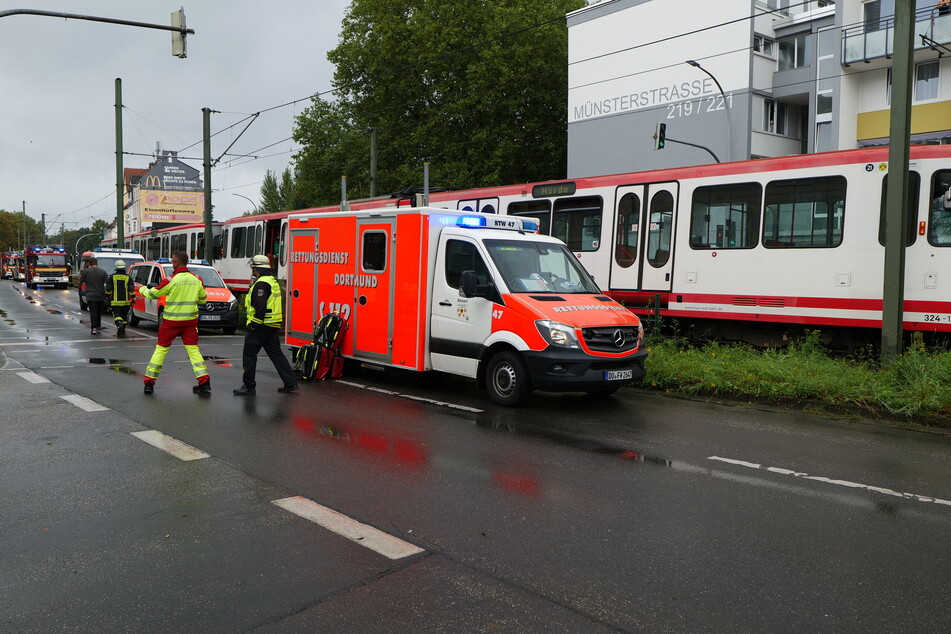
top-left (145, 319), bottom-right (208, 380)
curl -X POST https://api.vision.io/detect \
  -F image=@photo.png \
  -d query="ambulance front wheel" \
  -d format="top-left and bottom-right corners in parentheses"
top-left (486, 351), bottom-right (532, 407)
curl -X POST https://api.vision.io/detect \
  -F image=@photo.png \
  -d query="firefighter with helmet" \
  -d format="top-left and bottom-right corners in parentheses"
top-left (233, 254), bottom-right (299, 395)
top-left (105, 259), bottom-right (134, 337)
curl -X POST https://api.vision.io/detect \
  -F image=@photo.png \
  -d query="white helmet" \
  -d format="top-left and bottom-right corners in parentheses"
top-left (249, 254), bottom-right (271, 268)
top-left (114, 260), bottom-right (126, 269)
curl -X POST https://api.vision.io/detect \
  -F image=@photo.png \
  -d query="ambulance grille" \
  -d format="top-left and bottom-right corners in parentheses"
top-left (203, 301), bottom-right (232, 313)
top-left (581, 326), bottom-right (639, 352)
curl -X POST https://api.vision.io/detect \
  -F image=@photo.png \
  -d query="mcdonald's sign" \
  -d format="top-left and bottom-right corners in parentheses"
top-left (143, 174), bottom-right (163, 189)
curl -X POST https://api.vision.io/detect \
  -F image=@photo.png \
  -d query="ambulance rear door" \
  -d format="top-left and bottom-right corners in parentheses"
top-left (287, 227), bottom-right (319, 343)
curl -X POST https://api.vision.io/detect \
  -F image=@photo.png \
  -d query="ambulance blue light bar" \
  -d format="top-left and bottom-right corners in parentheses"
top-left (457, 215), bottom-right (486, 228)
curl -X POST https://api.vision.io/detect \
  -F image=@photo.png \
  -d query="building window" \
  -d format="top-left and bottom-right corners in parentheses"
top-left (887, 62), bottom-right (941, 104)
top-left (764, 99), bottom-right (788, 135)
top-left (816, 93), bottom-right (832, 115)
top-left (778, 34), bottom-right (807, 70)
top-left (816, 122), bottom-right (833, 152)
top-left (916, 61), bottom-right (939, 101)
top-left (754, 35), bottom-right (775, 56)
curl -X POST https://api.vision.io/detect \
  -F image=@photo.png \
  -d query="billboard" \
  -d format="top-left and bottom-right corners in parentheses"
top-left (140, 189), bottom-right (204, 223)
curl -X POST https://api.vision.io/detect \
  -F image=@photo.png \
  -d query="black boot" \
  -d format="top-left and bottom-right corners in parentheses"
top-left (193, 378), bottom-right (211, 394)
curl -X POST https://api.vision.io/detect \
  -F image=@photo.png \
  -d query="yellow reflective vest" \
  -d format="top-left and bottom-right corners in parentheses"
top-left (245, 274), bottom-right (283, 327)
top-left (140, 268), bottom-right (207, 321)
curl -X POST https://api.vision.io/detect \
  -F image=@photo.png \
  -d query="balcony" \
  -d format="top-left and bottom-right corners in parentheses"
top-left (842, 7), bottom-right (951, 65)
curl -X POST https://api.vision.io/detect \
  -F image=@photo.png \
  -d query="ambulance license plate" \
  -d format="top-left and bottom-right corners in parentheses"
top-left (604, 369), bottom-right (633, 381)
top-left (199, 315), bottom-right (220, 321)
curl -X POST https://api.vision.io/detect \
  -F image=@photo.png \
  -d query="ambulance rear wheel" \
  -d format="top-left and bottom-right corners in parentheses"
top-left (486, 351), bottom-right (532, 407)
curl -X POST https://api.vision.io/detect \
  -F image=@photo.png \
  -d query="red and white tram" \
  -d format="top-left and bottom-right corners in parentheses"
top-left (207, 146), bottom-right (951, 343)
top-left (358, 146), bottom-right (951, 344)
top-left (101, 222), bottom-right (223, 263)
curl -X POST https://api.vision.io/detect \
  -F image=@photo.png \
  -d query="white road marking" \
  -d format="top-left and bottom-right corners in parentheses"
top-left (131, 430), bottom-right (210, 461)
top-left (41, 365), bottom-right (76, 369)
top-left (709, 456), bottom-right (951, 507)
top-left (17, 371), bottom-right (50, 384)
top-left (60, 394), bottom-right (109, 412)
top-left (273, 496), bottom-right (425, 560)
top-left (336, 380), bottom-right (484, 413)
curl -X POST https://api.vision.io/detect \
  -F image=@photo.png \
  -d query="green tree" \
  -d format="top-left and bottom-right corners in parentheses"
top-left (260, 170), bottom-right (282, 213)
top-left (291, 0), bottom-right (586, 207)
top-left (0, 209), bottom-right (43, 251)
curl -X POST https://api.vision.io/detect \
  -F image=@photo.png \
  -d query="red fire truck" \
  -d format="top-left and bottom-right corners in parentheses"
top-left (23, 245), bottom-right (69, 289)
top-left (1, 251), bottom-right (20, 279)
top-left (285, 207), bottom-right (647, 406)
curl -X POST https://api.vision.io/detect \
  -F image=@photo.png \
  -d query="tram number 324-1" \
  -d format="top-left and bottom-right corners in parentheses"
top-left (923, 314), bottom-right (951, 323)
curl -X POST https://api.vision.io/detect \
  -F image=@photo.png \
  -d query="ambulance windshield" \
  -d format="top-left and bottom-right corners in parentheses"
top-left (484, 239), bottom-right (600, 294)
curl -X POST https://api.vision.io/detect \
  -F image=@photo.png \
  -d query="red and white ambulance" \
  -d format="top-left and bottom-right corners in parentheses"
top-left (285, 207), bottom-right (648, 406)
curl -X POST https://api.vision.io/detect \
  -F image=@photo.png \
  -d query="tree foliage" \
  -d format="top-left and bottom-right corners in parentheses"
top-left (288, 0), bottom-right (587, 207)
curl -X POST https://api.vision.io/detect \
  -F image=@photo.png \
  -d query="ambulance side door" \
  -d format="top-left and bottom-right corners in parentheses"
top-left (430, 236), bottom-right (496, 378)
top-left (352, 220), bottom-right (395, 363)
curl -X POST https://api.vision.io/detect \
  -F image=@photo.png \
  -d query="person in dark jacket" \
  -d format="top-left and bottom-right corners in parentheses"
top-left (79, 257), bottom-right (108, 335)
top-left (233, 255), bottom-right (298, 395)
top-left (105, 259), bottom-right (135, 337)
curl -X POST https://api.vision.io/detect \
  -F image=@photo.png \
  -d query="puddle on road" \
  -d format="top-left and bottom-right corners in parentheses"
top-left (475, 418), bottom-right (672, 468)
top-left (86, 358), bottom-right (138, 376)
top-left (203, 355), bottom-right (233, 367)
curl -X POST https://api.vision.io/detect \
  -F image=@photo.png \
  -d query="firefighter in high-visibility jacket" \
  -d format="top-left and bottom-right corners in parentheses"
top-left (139, 251), bottom-right (211, 394)
top-left (232, 254), bottom-right (298, 395)
top-left (105, 259), bottom-right (134, 337)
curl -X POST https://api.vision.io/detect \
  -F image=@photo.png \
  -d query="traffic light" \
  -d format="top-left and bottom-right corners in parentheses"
top-left (171, 8), bottom-right (187, 58)
top-left (654, 122), bottom-right (667, 150)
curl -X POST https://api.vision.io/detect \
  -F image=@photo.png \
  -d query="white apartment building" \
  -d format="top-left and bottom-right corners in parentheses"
top-left (567, 0), bottom-right (951, 176)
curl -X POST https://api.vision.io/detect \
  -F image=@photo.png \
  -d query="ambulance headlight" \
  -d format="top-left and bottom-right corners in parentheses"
top-left (535, 320), bottom-right (580, 349)
top-left (228, 298), bottom-right (238, 310)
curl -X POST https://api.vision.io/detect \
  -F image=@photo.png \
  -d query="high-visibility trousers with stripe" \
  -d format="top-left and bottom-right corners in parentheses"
top-left (144, 318), bottom-right (208, 381)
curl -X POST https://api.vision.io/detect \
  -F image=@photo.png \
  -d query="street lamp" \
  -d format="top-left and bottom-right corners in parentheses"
top-left (686, 60), bottom-right (734, 162)
top-left (232, 193), bottom-right (258, 213)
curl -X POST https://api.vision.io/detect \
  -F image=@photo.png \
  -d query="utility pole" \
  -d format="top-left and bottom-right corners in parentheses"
top-left (22, 201), bottom-right (27, 250)
top-left (41, 213), bottom-right (46, 242)
top-left (202, 107), bottom-right (214, 263)
top-left (369, 127), bottom-right (377, 198)
top-left (881, 0), bottom-right (914, 362)
top-left (116, 78), bottom-right (124, 249)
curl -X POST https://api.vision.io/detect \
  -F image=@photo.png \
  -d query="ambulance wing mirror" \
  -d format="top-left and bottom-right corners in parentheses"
top-left (459, 270), bottom-right (480, 298)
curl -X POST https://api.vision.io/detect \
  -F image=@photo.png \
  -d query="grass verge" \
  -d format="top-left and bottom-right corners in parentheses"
top-left (641, 332), bottom-right (951, 427)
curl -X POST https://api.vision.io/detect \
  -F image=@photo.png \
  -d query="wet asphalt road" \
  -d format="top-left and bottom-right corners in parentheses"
top-left (2, 282), bottom-right (951, 633)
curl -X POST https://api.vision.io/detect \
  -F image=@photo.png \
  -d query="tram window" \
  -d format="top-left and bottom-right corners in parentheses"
top-left (552, 196), bottom-right (602, 252)
top-left (690, 183), bottom-right (761, 249)
top-left (928, 170), bottom-right (951, 246)
top-left (647, 190), bottom-right (674, 267)
top-left (362, 231), bottom-right (387, 272)
top-left (280, 222), bottom-right (287, 267)
top-left (508, 200), bottom-right (551, 235)
top-left (221, 229), bottom-right (229, 259)
top-left (878, 172), bottom-right (920, 247)
top-left (190, 233), bottom-right (197, 258)
top-left (458, 198), bottom-right (498, 215)
top-left (763, 176), bottom-right (845, 248)
top-left (253, 225), bottom-right (263, 257)
top-left (614, 192), bottom-right (640, 267)
top-left (231, 228), bottom-right (244, 258)
top-left (244, 226), bottom-right (255, 259)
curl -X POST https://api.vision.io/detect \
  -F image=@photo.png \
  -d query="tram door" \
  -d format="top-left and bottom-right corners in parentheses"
top-left (609, 182), bottom-right (678, 292)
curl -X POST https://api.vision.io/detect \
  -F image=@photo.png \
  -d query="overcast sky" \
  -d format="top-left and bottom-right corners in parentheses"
top-left (1, 0), bottom-right (351, 232)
